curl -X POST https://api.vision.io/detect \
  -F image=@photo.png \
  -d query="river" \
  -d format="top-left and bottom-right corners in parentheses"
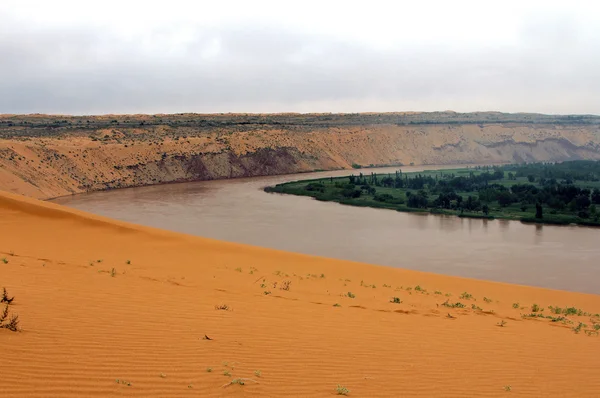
top-left (51, 165), bottom-right (600, 294)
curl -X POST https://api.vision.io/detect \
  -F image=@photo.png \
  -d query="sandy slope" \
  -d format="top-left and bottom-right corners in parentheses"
top-left (1, 191), bottom-right (600, 397)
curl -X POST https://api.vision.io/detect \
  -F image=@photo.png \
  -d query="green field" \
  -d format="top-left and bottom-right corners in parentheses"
top-left (265, 161), bottom-right (600, 227)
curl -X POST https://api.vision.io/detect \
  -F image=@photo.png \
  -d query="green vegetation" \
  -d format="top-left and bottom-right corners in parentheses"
top-left (460, 292), bottom-right (473, 300)
top-left (336, 385), bottom-right (351, 395)
top-left (390, 297), bottom-right (402, 304)
top-left (442, 300), bottom-right (466, 309)
top-left (265, 161), bottom-right (600, 226)
top-left (346, 292), bottom-right (356, 299)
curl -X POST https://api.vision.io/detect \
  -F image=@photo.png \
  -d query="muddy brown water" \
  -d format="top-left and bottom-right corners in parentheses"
top-left (51, 165), bottom-right (600, 294)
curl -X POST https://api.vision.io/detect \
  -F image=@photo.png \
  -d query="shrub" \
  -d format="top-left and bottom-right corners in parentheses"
top-left (0, 304), bottom-right (19, 332)
top-left (1, 287), bottom-right (14, 304)
top-left (336, 385), bottom-right (350, 395)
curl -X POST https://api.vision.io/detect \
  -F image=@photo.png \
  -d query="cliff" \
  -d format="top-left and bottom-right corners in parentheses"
top-left (1, 112), bottom-right (599, 199)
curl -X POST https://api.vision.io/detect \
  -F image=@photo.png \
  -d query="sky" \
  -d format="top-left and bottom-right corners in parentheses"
top-left (1, 0), bottom-right (600, 115)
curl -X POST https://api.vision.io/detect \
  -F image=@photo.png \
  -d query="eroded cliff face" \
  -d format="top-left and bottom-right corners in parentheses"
top-left (1, 115), bottom-right (599, 199)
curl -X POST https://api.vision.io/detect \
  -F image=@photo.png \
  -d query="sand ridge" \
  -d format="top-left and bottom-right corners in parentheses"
top-left (1, 190), bottom-right (600, 397)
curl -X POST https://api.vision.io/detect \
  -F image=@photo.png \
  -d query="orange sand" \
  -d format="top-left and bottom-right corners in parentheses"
top-left (1, 191), bottom-right (600, 397)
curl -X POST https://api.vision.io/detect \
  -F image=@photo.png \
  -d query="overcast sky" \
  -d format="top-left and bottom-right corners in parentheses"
top-left (1, 0), bottom-right (600, 115)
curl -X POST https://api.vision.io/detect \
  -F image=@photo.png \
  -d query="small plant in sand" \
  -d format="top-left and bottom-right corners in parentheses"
top-left (115, 379), bottom-right (132, 386)
top-left (483, 297), bottom-right (492, 303)
top-left (441, 300), bottom-right (465, 309)
top-left (562, 307), bottom-right (584, 316)
top-left (222, 378), bottom-right (260, 388)
top-left (263, 291), bottom-right (271, 295)
top-left (434, 291), bottom-right (442, 295)
top-left (414, 285), bottom-right (426, 292)
top-left (333, 303), bottom-right (341, 307)
top-left (572, 322), bottom-right (586, 334)
top-left (512, 302), bottom-right (520, 309)
top-left (497, 320), bottom-right (507, 327)
top-left (382, 284), bottom-right (390, 288)
top-left (471, 304), bottom-right (482, 311)
top-left (547, 315), bottom-right (567, 323)
top-left (215, 304), bottom-right (230, 311)
top-left (504, 385), bottom-right (512, 392)
top-left (1, 287), bottom-right (14, 304)
top-left (223, 370), bottom-right (231, 377)
top-left (235, 267), bottom-right (242, 272)
top-left (254, 370), bottom-right (261, 377)
top-left (531, 303), bottom-right (541, 313)
top-left (280, 280), bottom-right (291, 291)
top-left (0, 303), bottom-right (20, 331)
top-left (320, 273), bottom-right (325, 278)
top-left (390, 297), bottom-right (402, 304)
top-left (97, 259), bottom-right (103, 263)
top-left (336, 385), bottom-right (350, 395)
top-left (1, 258), bottom-right (8, 264)
top-left (346, 292), bottom-right (356, 299)
top-left (207, 367), bottom-right (213, 372)
top-left (110, 268), bottom-right (117, 277)
top-left (460, 292), bottom-right (473, 300)
top-left (260, 283), bottom-right (266, 288)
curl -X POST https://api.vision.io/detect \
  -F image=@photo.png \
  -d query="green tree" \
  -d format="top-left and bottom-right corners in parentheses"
top-left (535, 202), bottom-right (543, 219)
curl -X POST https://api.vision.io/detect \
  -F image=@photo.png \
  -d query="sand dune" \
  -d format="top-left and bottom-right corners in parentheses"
top-left (1, 191), bottom-right (600, 397)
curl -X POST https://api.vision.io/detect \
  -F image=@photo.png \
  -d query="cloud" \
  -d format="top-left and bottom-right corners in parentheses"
top-left (1, 0), bottom-right (599, 114)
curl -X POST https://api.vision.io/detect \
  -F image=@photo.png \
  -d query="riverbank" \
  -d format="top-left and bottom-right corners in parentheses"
top-left (1, 190), bottom-right (600, 397)
top-left (265, 164), bottom-right (600, 227)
